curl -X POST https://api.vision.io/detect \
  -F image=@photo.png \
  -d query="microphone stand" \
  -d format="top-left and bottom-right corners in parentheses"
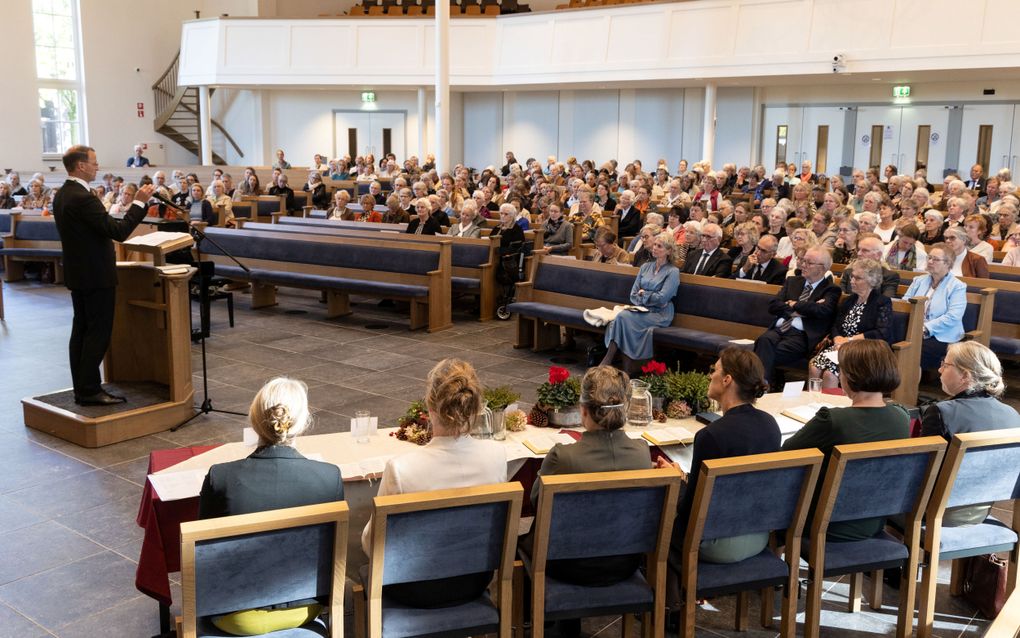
top-left (154, 196), bottom-right (251, 428)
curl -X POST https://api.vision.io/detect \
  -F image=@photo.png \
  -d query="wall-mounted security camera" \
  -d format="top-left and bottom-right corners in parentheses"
top-left (832, 54), bottom-right (846, 73)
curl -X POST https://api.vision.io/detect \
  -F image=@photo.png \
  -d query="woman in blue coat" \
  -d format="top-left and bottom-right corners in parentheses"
top-left (901, 243), bottom-right (968, 370)
top-left (601, 230), bottom-right (680, 373)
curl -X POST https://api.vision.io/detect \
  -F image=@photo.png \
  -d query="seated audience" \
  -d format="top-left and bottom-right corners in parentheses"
top-left (754, 247), bottom-right (841, 386)
top-left (0, 182), bottom-right (16, 209)
top-left (943, 227), bottom-right (989, 278)
top-left (539, 203), bottom-right (572, 253)
top-left (8, 171), bottom-right (27, 196)
top-left (126, 144), bottom-right (150, 167)
top-left (268, 174), bottom-right (298, 213)
top-left (616, 189), bottom-right (643, 238)
top-left (20, 179), bottom-right (50, 210)
top-left (406, 197), bottom-right (442, 235)
top-left (920, 210), bottom-right (946, 245)
top-left (631, 223), bottom-right (658, 268)
top-left (272, 148), bottom-right (291, 170)
top-left (361, 359), bottom-right (507, 607)
top-left (663, 348), bottom-right (779, 566)
top-left (186, 183), bottom-right (216, 224)
top-left (490, 203), bottom-right (525, 249)
top-left (839, 235), bottom-right (900, 297)
top-left (732, 234), bottom-right (787, 283)
top-left (921, 341), bottom-right (1020, 525)
top-left (206, 180), bottom-right (233, 226)
top-left (901, 243), bottom-right (967, 370)
top-left (601, 231), bottom-right (680, 373)
top-left (883, 223), bottom-right (927, 272)
top-left (963, 214), bottom-right (994, 263)
top-left (782, 339), bottom-right (909, 541)
top-left (199, 377), bottom-right (343, 636)
top-left (304, 172), bottom-right (330, 209)
top-left (591, 228), bottom-right (631, 265)
top-left (832, 217), bottom-right (860, 264)
top-left (109, 183), bottom-right (139, 215)
top-left (811, 259), bottom-right (893, 388)
top-left (728, 222), bottom-right (759, 271)
top-left (327, 189), bottom-right (354, 220)
top-left (448, 199), bottom-right (483, 238)
top-left (382, 194), bottom-right (408, 224)
top-left (681, 223), bottom-right (732, 277)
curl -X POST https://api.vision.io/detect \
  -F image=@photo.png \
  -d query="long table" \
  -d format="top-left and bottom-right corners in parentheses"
top-left (134, 391), bottom-right (850, 632)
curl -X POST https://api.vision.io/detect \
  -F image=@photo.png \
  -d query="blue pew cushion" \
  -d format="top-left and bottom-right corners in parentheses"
top-left (215, 266), bottom-right (428, 298)
top-left (803, 530), bottom-right (908, 576)
top-left (452, 276), bottom-right (481, 291)
top-left (15, 222), bottom-right (62, 241)
top-left (506, 302), bottom-right (588, 327)
top-left (672, 283), bottom-right (776, 328)
top-left (990, 336), bottom-right (1020, 356)
top-left (533, 263), bottom-right (633, 304)
top-left (652, 327), bottom-right (753, 353)
top-left (695, 548), bottom-right (789, 598)
top-left (938, 517), bottom-right (1019, 560)
top-left (0, 247), bottom-right (63, 258)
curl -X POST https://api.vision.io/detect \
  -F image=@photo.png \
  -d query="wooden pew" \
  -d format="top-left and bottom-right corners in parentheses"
top-left (199, 227), bottom-right (453, 332)
top-left (236, 220), bottom-right (500, 320)
top-left (0, 212), bottom-right (64, 283)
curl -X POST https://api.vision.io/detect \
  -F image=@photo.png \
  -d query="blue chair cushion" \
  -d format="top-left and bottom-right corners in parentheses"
top-left (15, 221), bottom-right (61, 241)
top-left (652, 327), bottom-right (752, 353)
top-left (452, 276), bottom-right (481, 291)
top-left (938, 517), bottom-right (1019, 560)
top-left (990, 336), bottom-right (1020, 356)
top-left (506, 302), bottom-right (588, 327)
top-left (452, 244), bottom-right (491, 268)
top-left (215, 266), bottom-right (428, 298)
top-left (0, 248), bottom-right (63, 258)
top-left (196, 615), bottom-right (329, 637)
top-left (542, 570), bottom-right (652, 619)
top-left (695, 549), bottom-right (789, 598)
top-left (804, 530), bottom-right (909, 576)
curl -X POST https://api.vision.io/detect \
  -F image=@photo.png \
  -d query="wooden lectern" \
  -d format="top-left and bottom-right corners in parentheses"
top-left (23, 262), bottom-right (196, 447)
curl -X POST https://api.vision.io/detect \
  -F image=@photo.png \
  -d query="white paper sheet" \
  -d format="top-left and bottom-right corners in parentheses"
top-left (728, 338), bottom-right (756, 345)
top-left (123, 231), bottom-right (192, 247)
top-left (782, 380), bottom-right (805, 398)
top-left (147, 469), bottom-right (209, 502)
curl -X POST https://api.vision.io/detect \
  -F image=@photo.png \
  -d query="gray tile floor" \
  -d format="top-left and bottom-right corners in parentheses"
top-left (0, 279), bottom-right (1005, 637)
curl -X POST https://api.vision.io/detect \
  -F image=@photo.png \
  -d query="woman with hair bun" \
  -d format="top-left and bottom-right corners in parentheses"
top-left (361, 358), bottom-right (507, 607)
top-left (921, 341), bottom-right (1020, 526)
top-left (665, 348), bottom-right (781, 566)
top-left (198, 377), bottom-right (343, 636)
top-left (529, 366), bottom-right (652, 590)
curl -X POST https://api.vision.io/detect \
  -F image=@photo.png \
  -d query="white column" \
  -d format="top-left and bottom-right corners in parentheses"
top-left (702, 82), bottom-right (717, 166)
top-left (434, 0), bottom-right (450, 174)
top-left (198, 85), bottom-right (213, 166)
top-left (417, 87), bottom-right (427, 158)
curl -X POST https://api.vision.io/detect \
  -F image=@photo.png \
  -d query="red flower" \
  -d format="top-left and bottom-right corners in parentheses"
top-left (548, 366), bottom-right (570, 384)
top-left (641, 361), bottom-right (667, 375)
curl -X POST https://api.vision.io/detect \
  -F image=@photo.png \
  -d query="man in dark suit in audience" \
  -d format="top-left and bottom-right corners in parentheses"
top-left (501, 151), bottom-right (518, 177)
top-left (838, 235), bottom-right (900, 297)
top-left (966, 163), bottom-right (986, 196)
top-left (616, 190), bottom-right (643, 239)
top-left (733, 234), bottom-right (787, 284)
top-left (682, 223), bottom-right (732, 277)
top-left (125, 144), bottom-right (150, 167)
top-left (754, 246), bottom-right (841, 387)
top-left (53, 145), bottom-right (153, 406)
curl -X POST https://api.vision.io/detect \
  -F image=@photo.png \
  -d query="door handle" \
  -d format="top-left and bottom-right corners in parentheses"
top-left (1012, 155), bottom-right (1017, 173)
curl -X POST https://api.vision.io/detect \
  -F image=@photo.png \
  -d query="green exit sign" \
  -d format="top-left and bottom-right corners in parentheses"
top-left (361, 91), bottom-right (376, 103)
top-left (893, 85), bottom-right (911, 98)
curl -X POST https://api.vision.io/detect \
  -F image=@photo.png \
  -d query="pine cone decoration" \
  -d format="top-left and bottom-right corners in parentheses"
top-left (528, 405), bottom-right (549, 427)
top-left (666, 400), bottom-right (692, 420)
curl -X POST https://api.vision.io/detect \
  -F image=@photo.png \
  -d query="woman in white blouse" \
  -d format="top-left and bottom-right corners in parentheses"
top-left (448, 199), bottom-right (483, 238)
top-left (964, 214), bottom-right (995, 263)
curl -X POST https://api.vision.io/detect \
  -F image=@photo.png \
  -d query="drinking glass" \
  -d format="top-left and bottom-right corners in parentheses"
top-left (354, 410), bottom-right (371, 444)
top-left (808, 377), bottom-right (823, 402)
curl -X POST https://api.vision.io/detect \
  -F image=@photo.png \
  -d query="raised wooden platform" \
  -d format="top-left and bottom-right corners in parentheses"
top-left (23, 381), bottom-right (194, 448)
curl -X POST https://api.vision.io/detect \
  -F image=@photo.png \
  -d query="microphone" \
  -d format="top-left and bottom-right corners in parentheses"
top-left (151, 192), bottom-right (187, 217)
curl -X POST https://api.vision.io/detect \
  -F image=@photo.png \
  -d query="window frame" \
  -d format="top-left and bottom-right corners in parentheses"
top-left (32, 0), bottom-right (88, 160)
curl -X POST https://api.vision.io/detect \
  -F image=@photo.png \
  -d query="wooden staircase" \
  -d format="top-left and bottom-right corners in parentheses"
top-left (152, 52), bottom-right (243, 165)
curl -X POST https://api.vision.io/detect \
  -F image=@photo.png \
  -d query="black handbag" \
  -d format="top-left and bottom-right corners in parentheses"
top-left (960, 553), bottom-right (1007, 619)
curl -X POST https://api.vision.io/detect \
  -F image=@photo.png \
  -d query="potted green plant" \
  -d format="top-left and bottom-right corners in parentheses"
top-left (480, 385), bottom-right (522, 439)
top-left (639, 360), bottom-right (669, 411)
top-left (532, 366), bottom-right (582, 427)
top-left (663, 369), bottom-right (711, 420)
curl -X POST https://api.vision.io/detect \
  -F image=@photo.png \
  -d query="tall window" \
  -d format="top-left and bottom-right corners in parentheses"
top-left (32, 0), bottom-right (85, 156)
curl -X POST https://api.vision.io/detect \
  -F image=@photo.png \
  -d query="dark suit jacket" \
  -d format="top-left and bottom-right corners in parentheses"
top-left (966, 177), bottom-right (987, 196)
top-left (198, 445), bottom-right (344, 519)
top-left (617, 206), bottom-right (643, 238)
top-left (767, 274), bottom-right (842, 350)
top-left (126, 156), bottom-right (150, 167)
top-left (52, 179), bottom-right (148, 290)
top-left (671, 404), bottom-right (781, 553)
top-left (839, 264), bottom-right (900, 298)
top-left (682, 248), bottom-right (733, 278)
top-left (830, 290), bottom-right (893, 342)
top-left (734, 258), bottom-right (788, 285)
top-left (405, 216), bottom-right (442, 236)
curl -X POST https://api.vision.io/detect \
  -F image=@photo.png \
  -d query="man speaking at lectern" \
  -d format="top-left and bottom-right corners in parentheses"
top-left (53, 145), bottom-right (154, 406)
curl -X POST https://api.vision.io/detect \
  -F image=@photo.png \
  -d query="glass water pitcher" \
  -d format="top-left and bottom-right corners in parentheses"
top-left (627, 379), bottom-right (652, 427)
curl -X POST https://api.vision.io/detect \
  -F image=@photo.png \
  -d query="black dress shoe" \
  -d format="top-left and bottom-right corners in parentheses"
top-left (102, 390), bottom-right (126, 401)
top-left (76, 392), bottom-right (125, 406)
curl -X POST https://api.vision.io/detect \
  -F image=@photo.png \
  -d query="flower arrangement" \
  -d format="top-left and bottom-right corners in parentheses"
top-left (536, 366), bottom-right (581, 409)
top-left (393, 399), bottom-right (432, 445)
top-left (504, 409), bottom-right (529, 432)
top-left (483, 385), bottom-right (521, 412)
top-left (640, 360), bottom-right (670, 398)
top-left (664, 369), bottom-right (711, 412)
top-left (530, 366), bottom-right (582, 427)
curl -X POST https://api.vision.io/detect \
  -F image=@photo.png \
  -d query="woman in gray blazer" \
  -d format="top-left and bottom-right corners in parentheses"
top-left (447, 199), bottom-right (483, 238)
top-left (541, 203), bottom-right (573, 254)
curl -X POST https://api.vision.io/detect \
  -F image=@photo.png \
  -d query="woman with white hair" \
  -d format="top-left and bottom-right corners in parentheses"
top-left (943, 226), bottom-right (989, 278)
top-left (405, 197), bottom-right (442, 235)
top-left (920, 210), bottom-right (946, 245)
top-left (198, 377), bottom-right (343, 635)
top-left (921, 341), bottom-right (1020, 525)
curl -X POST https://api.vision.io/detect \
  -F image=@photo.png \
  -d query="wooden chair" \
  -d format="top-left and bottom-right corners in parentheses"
top-left (178, 501), bottom-right (350, 638)
top-left (518, 468), bottom-right (683, 638)
top-left (354, 483), bottom-right (523, 638)
top-left (676, 449), bottom-right (824, 637)
top-left (464, 3), bottom-right (482, 14)
top-left (917, 429), bottom-right (1020, 638)
top-left (406, 4), bottom-right (423, 15)
top-left (483, 4), bottom-right (500, 14)
top-left (368, 5), bottom-right (385, 14)
top-left (802, 438), bottom-right (947, 638)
